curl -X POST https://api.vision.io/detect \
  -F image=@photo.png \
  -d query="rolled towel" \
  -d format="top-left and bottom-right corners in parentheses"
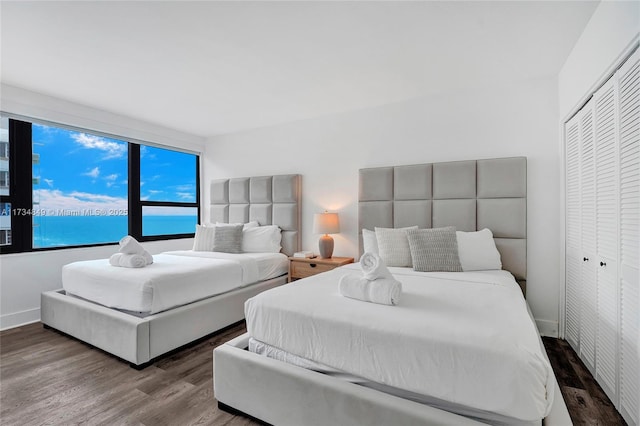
top-left (109, 253), bottom-right (147, 268)
top-left (339, 273), bottom-right (402, 306)
top-left (142, 251), bottom-right (154, 265)
top-left (119, 235), bottom-right (146, 255)
top-left (360, 252), bottom-right (393, 281)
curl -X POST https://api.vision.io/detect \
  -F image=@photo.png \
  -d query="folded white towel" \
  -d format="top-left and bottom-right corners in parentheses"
top-left (339, 273), bottom-right (402, 306)
top-left (109, 253), bottom-right (147, 268)
top-left (360, 252), bottom-right (393, 281)
top-left (118, 235), bottom-right (154, 265)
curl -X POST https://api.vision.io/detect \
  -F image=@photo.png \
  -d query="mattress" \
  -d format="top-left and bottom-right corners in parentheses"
top-left (245, 264), bottom-right (554, 423)
top-left (63, 251), bottom-right (287, 314)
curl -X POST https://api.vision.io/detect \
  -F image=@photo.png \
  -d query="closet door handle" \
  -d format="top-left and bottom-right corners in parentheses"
top-left (309, 263), bottom-right (317, 268)
top-left (583, 257), bottom-right (589, 262)
top-left (600, 261), bottom-right (606, 267)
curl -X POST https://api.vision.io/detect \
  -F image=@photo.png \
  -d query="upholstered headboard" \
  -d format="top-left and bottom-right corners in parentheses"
top-left (358, 157), bottom-right (527, 293)
top-left (210, 174), bottom-right (301, 256)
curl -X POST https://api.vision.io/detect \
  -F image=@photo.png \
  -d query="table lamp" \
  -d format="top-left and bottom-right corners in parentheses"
top-left (313, 211), bottom-right (340, 258)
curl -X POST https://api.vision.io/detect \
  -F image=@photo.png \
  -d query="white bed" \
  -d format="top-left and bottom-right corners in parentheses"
top-left (244, 264), bottom-right (553, 425)
top-left (41, 174), bottom-right (301, 368)
top-left (63, 251), bottom-right (288, 314)
top-left (213, 159), bottom-right (571, 425)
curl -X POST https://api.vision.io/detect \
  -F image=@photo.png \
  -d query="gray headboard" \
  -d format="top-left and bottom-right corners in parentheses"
top-left (358, 157), bottom-right (527, 294)
top-left (210, 174), bottom-right (301, 257)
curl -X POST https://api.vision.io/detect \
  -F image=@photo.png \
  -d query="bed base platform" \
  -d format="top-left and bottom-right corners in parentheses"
top-left (40, 275), bottom-right (286, 368)
top-left (214, 333), bottom-right (572, 426)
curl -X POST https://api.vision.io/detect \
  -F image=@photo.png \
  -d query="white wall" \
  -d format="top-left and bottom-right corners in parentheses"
top-left (204, 76), bottom-right (561, 336)
top-left (558, 1), bottom-right (640, 120)
top-left (0, 86), bottom-right (205, 329)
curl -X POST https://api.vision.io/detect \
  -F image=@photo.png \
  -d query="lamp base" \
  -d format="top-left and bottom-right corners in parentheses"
top-left (318, 235), bottom-right (334, 258)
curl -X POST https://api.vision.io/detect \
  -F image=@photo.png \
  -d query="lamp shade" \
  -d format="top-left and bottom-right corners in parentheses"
top-left (313, 212), bottom-right (340, 234)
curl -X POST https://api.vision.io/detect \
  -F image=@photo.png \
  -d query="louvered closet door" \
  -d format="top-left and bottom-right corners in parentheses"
top-left (594, 76), bottom-right (620, 404)
top-left (579, 99), bottom-right (597, 375)
top-left (565, 113), bottom-right (582, 350)
top-left (617, 48), bottom-right (639, 426)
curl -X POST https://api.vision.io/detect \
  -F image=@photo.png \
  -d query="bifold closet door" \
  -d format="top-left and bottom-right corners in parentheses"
top-left (617, 48), bottom-right (639, 426)
top-left (565, 47), bottom-right (639, 426)
top-left (593, 74), bottom-right (620, 405)
top-left (579, 99), bottom-right (597, 375)
top-left (565, 113), bottom-right (582, 351)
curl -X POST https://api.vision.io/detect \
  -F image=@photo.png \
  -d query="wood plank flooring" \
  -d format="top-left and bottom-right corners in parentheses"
top-left (0, 322), bottom-right (625, 425)
top-left (542, 337), bottom-right (627, 426)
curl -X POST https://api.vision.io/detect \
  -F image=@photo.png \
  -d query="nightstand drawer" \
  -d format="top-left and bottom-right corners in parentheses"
top-left (290, 261), bottom-right (335, 279)
top-left (288, 256), bottom-right (354, 282)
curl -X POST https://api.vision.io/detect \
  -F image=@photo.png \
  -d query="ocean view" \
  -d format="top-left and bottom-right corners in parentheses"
top-left (32, 215), bottom-right (197, 248)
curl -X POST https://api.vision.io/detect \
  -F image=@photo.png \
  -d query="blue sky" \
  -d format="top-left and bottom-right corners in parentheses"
top-left (32, 124), bottom-right (196, 215)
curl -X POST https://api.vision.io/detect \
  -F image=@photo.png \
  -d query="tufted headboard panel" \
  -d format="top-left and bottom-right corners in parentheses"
top-left (359, 157), bottom-right (527, 294)
top-left (210, 174), bottom-right (301, 256)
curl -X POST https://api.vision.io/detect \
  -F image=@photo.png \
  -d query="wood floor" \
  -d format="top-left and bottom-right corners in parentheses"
top-left (542, 337), bottom-right (627, 426)
top-left (0, 322), bottom-right (626, 426)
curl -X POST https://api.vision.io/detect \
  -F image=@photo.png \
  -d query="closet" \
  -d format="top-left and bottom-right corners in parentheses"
top-left (565, 47), bottom-right (639, 426)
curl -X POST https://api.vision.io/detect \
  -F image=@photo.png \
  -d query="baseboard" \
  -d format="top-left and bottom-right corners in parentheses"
top-left (536, 319), bottom-right (558, 338)
top-left (0, 308), bottom-right (40, 331)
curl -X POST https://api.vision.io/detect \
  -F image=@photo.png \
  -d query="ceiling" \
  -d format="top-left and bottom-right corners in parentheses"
top-left (1, 1), bottom-right (599, 138)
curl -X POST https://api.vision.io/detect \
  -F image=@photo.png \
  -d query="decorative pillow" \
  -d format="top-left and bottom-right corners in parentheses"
top-left (374, 226), bottom-right (418, 267)
top-left (362, 229), bottom-right (379, 255)
top-left (456, 228), bottom-right (502, 271)
top-left (212, 224), bottom-right (243, 253)
top-left (242, 225), bottom-right (282, 253)
top-left (407, 227), bottom-right (462, 272)
top-left (193, 224), bottom-right (216, 251)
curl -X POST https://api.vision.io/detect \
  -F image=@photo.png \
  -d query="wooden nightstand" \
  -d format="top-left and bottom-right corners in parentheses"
top-left (288, 256), bottom-right (354, 282)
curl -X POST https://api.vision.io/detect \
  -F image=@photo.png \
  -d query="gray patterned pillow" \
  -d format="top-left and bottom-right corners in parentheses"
top-left (407, 227), bottom-right (462, 272)
top-left (213, 224), bottom-right (243, 253)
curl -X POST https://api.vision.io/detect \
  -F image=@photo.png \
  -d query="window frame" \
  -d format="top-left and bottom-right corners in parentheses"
top-left (0, 116), bottom-right (200, 254)
top-left (128, 143), bottom-right (201, 242)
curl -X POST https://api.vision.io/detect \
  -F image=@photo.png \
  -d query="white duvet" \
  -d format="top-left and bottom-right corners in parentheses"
top-left (245, 264), bottom-right (554, 423)
top-left (63, 251), bottom-right (287, 314)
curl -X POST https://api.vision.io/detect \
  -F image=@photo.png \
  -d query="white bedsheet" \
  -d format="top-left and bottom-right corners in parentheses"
top-left (245, 264), bottom-right (554, 423)
top-left (63, 251), bottom-right (287, 314)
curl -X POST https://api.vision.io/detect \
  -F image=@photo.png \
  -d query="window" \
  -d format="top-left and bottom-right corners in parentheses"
top-left (0, 115), bottom-right (199, 253)
top-left (138, 146), bottom-right (198, 238)
top-left (32, 123), bottom-right (129, 248)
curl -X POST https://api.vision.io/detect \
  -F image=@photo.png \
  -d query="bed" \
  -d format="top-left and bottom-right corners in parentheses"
top-left (213, 158), bottom-right (572, 425)
top-left (41, 174), bottom-right (300, 368)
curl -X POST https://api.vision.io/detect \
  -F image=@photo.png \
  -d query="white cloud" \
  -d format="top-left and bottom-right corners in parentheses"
top-left (34, 189), bottom-right (127, 215)
top-left (176, 192), bottom-right (194, 200)
top-left (44, 179), bottom-right (54, 188)
top-left (143, 206), bottom-right (197, 216)
top-left (173, 184), bottom-right (194, 192)
top-left (72, 133), bottom-right (126, 159)
top-left (104, 174), bottom-right (119, 187)
top-left (83, 167), bottom-right (100, 179)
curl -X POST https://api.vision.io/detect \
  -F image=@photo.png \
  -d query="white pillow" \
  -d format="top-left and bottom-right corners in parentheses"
top-left (362, 229), bottom-right (379, 254)
top-left (215, 221), bottom-right (259, 230)
top-left (193, 224), bottom-right (216, 251)
top-left (374, 226), bottom-right (418, 267)
top-left (456, 228), bottom-right (502, 271)
top-left (242, 225), bottom-right (282, 253)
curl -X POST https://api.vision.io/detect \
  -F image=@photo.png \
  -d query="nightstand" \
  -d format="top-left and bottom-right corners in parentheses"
top-left (288, 256), bottom-right (354, 282)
